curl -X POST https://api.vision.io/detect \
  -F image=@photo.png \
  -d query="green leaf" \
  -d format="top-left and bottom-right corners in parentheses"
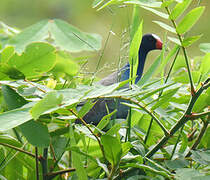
top-left (0, 107), bottom-right (31, 131)
top-left (200, 53), bottom-right (210, 75)
top-left (191, 150), bottom-right (210, 165)
top-left (182, 35), bottom-right (202, 47)
top-left (8, 42), bottom-right (56, 79)
top-left (129, 20), bottom-right (143, 84)
top-left (175, 168), bottom-right (207, 180)
top-left (0, 134), bottom-right (22, 147)
top-left (92, 0), bottom-right (104, 8)
top-left (151, 87), bottom-right (180, 110)
top-left (153, 21), bottom-right (176, 33)
top-left (49, 19), bottom-right (102, 52)
top-left (0, 46), bottom-right (15, 63)
top-left (141, 6), bottom-right (169, 19)
top-left (69, 125), bottom-right (88, 180)
top-left (199, 43), bottom-right (210, 53)
top-left (97, 0), bottom-right (127, 11)
top-left (0, 63), bottom-right (25, 80)
top-left (176, 6), bottom-right (205, 34)
top-left (168, 36), bottom-right (181, 45)
top-left (51, 136), bottom-right (68, 159)
top-left (170, 0), bottom-right (192, 20)
top-left (19, 120), bottom-right (50, 147)
top-left (9, 19), bottom-right (49, 53)
top-left (165, 159), bottom-right (189, 170)
top-left (101, 135), bottom-right (122, 165)
top-left (30, 91), bottom-right (63, 120)
top-left (124, 0), bottom-right (162, 8)
top-left (2, 85), bottom-right (28, 110)
top-left (51, 52), bottom-right (79, 77)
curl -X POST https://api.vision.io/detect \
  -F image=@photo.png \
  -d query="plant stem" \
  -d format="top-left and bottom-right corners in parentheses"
top-left (40, 148), bottom-right (48, 180)
top-left (69, 109), bottom-right (106, 160)
top-left (0, 142), bottom-right (35, 158)
top-left (185, 117), bottom-right (209, 157)
top-left (46, 168), bottom-right (76, 179)
top-left (35, 147), bottom-right (39, 180)
top-left (146, 78), bottom-right (210, 158)
top-left (162, 0), bottom-right (195, 94)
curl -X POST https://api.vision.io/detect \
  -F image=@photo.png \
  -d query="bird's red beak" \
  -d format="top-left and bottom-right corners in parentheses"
top-left (156, 39), bottom-right (163, 50)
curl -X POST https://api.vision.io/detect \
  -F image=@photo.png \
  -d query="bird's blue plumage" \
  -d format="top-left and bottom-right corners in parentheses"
top-left (77, 34), bottom-right (162, 125)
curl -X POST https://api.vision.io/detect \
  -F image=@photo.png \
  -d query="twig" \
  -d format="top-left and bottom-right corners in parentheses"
top-left (0, 142), bottom-right (35, 158)
top-left (46, 168), bottom-right (76, 179)
top-left (68, 109), bottom-right (106, 160)
top-left (161, 0), bottom-right (195, 94)
top-left (146, 78), bottom-right (210, 158)
top-left (185, 117), bottom-right (209, 157)
top-left (35, 147), bottom-right (40, 180)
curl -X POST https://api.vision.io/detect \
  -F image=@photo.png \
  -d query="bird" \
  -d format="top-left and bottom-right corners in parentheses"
top-left (77, 34), bottom-right (162, 125)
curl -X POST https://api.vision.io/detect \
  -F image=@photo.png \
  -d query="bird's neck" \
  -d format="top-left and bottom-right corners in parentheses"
top-left (135, 48), bottom-right (148, 83)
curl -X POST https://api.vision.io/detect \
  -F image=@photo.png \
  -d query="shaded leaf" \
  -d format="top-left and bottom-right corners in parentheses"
top-left (19, 120), bottom-right (50, 147)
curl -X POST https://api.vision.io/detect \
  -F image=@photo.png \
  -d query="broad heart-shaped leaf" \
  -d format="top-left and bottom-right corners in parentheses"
top-left (8, 19), bottom-right (102, 53)
top-left (101, 135), bottom-right (122, 166)
top-left (0, 107), bottom-right (31, 131)
top-left (199, 43), bottom-right (210, 53)
top-left (170, 0), bottom-right (192, 20)
top-left (49, 19), bottom-right (102, 52)
top-left (18, 120), bottom-right (50, 147)
top-left (50, 51), bottom-right (79, 78)
top-left (8, 42), bottom-right (56, 79)
top-left (176, 6), bottom-right (205, 34)
top-left (9, 20), bottom-right (49, 53)
top-left (30, 91), bottom-right (63, 120)
top-left (0, 46), bottom-right (15, 63)
top-left (129, 20), bottom-right (143, 84)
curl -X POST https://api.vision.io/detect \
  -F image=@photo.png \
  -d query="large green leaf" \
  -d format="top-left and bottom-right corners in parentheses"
top-left (19, 120), bottom-right (50, 147)
top-left (1, 85), bottom-right (28, 110)
top-left (170, 0), bottom-right (192, 20)
top-left (49, 19), bottom-right (102, 52)
top-left (30, 91), bottom-right (63, 120)
top-left (101, 134), bottom-right (122, 166)
top-left (9, 20), bottom-right (49, 53)
top-left (8, 42), bottom-right (56, 79)
top-left (0, 107), bottom-right (31, 131)
top-left (176, 6), bottom-right (205, 34)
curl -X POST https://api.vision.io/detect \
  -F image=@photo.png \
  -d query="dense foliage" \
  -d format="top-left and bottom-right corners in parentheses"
top-left (0, 0), bottom-right (209, 179)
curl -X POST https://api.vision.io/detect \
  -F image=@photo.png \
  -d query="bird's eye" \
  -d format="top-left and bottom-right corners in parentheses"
top-left (148, 36), bottom-right (154, 41)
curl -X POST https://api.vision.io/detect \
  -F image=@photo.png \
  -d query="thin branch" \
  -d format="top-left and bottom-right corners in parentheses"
top-left (35, 147), bottom-right (40, 180)
top-left (68, 109), bottom-right (106, 160)
top-left (146, 78), bottom-right (210, 158)
top-left (0, 142), bottom-right (35, 158)
top-left (185, 118), bottom-right (209, 157)
top-left (161, 0), bottom-right (195, 94)
top-left (46, 168), bottom-right (76, 179)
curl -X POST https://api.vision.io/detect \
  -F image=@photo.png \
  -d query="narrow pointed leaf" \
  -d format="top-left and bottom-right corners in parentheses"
top-left (168, 36), bottom-right (181, 45)
top-left (176, 6), bottom-right (205, 34)
top-left (153, 21), bottom-right (176, 33)
top-left (142, 6), bottom-right (169, 19)
top-left (170, 0), bottom-right (192, 20)
top-left (199, 43), bottom-right (210, 53)
top-left (182, 35), bottom-right (202, 47)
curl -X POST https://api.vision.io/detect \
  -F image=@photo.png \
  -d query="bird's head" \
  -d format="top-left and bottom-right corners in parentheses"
top-left (140, 34), bottom-right (162, 53)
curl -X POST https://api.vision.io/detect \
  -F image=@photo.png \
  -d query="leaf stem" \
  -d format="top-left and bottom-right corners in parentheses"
top-left (162, 0), bottom-right (195, 94)
top-left (35, 147), bottom-right (40, 180)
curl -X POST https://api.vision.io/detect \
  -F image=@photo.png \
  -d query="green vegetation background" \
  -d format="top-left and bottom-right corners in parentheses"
top-left (0, 0), bottom-right (209, 77)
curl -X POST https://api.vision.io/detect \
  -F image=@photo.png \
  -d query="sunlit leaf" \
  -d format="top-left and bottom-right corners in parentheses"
top-left (170, 0), bottom-right (192, 20)
top-left (176, 6), bottom-right (205, 34)
top-left (182, 35), bottom-right (202, 47)
top-left (153, 21), bottom-right (176, 33)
